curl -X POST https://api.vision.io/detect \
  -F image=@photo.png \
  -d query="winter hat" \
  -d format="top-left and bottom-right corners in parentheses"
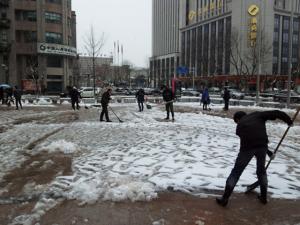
top-left (233, 111), bottom-right (247, 123)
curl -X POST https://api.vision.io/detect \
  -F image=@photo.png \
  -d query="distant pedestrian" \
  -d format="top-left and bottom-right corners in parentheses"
top-left (135, 88), bottom-right (145, 112)
top-left (216, 110), bottom-right (293, 207)
top-left (0, 87), bottom-right (3, 104)
top-left (69, 86), bottom-right (81, 110)
top-left (201, 88), bottom-right (210, 110)
top-left (162, 85), bottom-right (175, 121)
top-left (100, 88), bottom-right (112, 122)
top-left (6, 87), bottom-right (14, 107)
top-left (13, 86), bottom-right (23, 110)
top-left (223, 87), bottom-right (230, 111)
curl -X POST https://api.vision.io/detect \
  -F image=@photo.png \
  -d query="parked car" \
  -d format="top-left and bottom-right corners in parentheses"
top-left (221, 88), bottom-right (245, 99)
top-left (182, 88), bottom-right (200, 97)
top-left (260, 88), bottom-right (279, 98)
top-left (208, 87), bottom-right (221, 94)
top-left (273, 90), bottom-right (300, 103)
top-left (80, 87), bottom-right (100, 98)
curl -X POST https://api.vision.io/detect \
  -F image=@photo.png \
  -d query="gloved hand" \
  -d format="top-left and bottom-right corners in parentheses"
top-left (287, 118), bottom-right (293, 127)
top-left (267, 150), bottom-right (275, 160)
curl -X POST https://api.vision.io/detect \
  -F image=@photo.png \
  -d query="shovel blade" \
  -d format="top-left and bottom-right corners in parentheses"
top-left (245, 181), bottom-right (259, 193)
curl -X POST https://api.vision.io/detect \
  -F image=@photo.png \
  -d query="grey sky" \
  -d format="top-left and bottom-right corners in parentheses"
top-left (72, 0), bottom-right (152, 68)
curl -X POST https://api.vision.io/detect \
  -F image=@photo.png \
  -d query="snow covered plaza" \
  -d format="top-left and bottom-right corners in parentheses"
top-left (0, 102), bottom-right (299, 224)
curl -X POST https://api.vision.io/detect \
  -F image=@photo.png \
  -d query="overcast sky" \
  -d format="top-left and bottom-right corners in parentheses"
top-left (72, 0), bottom-right (152, 68)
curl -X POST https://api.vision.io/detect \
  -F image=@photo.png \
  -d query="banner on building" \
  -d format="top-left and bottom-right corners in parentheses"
top-left (37, 43), bottom-right (77, 57)
top-left (22, 79), bottom-right (40, 92)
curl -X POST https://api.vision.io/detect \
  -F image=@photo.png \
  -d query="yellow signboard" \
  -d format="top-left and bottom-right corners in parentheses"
top-left (248, 5), bottom-right (259, 16)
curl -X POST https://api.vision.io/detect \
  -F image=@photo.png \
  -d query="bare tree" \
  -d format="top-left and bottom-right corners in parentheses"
top-left (229, 28), bottom-right (272, 76)
top-left (84, 25), bottom-right (106, 96)
top-left (25, 56), bottom-right (39, 97)
top-left (244, 30), bottom-right (272, 76)
top-left (229, 28), bottom-right (249, 76)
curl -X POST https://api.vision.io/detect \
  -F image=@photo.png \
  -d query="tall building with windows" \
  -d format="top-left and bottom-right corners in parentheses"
top-left (1, 0), bottom-right (77, 93)
top-left (180, 0), bottom-right (300, 77)
top-left (150, 0), bottom-right (180, 88)
top-left (0, 0), bottom-right (10, 84)
top-left (152, 0), bottom-right (300, 87)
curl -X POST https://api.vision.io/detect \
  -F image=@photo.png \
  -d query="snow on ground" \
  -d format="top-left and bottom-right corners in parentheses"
top-left (0, 102), bottom-right (299, 224)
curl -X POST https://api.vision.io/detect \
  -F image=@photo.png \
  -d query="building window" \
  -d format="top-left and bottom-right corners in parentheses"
top-left (16, 10), bottom-right (37, 22)
top-left (45, 12), bottom-right (62, 24)
top-left (47, 56), bottom-right (63, 67)
top-left (46, 0), bottom-right (62, 4)
top-left (274, 31), bottom-right (279, 42)
top-left (294, 18), bottom-right (299, 32)
top-left (47, 75), bottom-right (62, 80)
top-left (293, 34), bottom-right (299, 44)
top-left (275, 0), bottom-right (285, 9)
top-left (45, 32), bottom-right (62, 44)
top-left (283, 17), bottom-right (290, 31)
top-left (274, 15), bottom-right (280, 31)
top-left (24, 31), bottom-right (37, 43)
top-left (47, 81), bottom-right (63, 93)
top-left (282, 32), bottom-right (289, 43)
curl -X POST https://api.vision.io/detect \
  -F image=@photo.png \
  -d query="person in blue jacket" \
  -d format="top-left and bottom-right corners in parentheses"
top-left (201, 88), bottom-right (210, 110)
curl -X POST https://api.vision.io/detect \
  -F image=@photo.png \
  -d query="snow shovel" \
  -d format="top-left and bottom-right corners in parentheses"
top-left (245, 107), bottom-right (300, 193)
top-left (109, 106), bottom-right (124, 123)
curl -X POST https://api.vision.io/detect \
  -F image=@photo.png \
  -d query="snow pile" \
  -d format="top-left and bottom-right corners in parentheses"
top-left (40, 140), bottom-right (78, 154)
top-left (10, 196), bottom-right (61, 225)
top-left (36, 98), bottom-right (50, 105)
top-left (67, 173), bottom-right (157, 204)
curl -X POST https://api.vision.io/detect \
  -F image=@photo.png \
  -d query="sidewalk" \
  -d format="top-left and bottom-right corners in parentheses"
top-left (39, 192), bottom-right (300, 225)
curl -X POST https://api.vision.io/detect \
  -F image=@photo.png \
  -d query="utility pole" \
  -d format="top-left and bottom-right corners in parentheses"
top-left (93, 53), bottom-right (96, 97)
top-left (287, 0), bottom-right (295, 107)
top-left (256, 1), bottom-right (263, 104)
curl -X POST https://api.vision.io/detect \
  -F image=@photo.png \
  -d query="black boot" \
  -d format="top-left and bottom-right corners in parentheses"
top-left (216, 185), bottom-right (233, 207)
top-left (258, 175), bottom-right (268, 204)
top-left (258, 185), bottom-right (268, 204)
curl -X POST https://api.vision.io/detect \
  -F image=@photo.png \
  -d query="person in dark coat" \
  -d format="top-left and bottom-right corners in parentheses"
top-left (216, 110), bottom-right (293, 207)
top-left (223, 88), bottom-right (230, 111)
top-left (69, 86), bottom-right (81, 110)
top-left (201, 88), bottom-right (210, 110)
top-left (100, 88), bottom-right (112, 122)
top-left (13, 86), bottom-right (23, 110)
top-left (135, 88), bottom-right (145, 112)
top-left (6, 87), bottom-right (14, 107)
top-left (0, 87), bottom-right (3, 104)
top-left (162, 85), bottom-right (175, 121)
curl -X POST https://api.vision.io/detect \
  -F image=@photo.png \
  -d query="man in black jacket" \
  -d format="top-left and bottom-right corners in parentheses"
top-left (100, 88), bottom-right (112, 122)
top-left (69, 87), bottom-right (81, 110)
top-left (13, 86), bottom-right (23, 110)
top-left (135, 88), bottom-right (145, 112)
top-left (223, 87), bottom-right (230, 111)
top-left (162, 86), bottom-right (175, 121)
top-left (216, 110), bottom-right (293, 206)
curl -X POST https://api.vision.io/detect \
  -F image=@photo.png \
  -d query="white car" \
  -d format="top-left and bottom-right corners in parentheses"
top-left (80, 87), bottom-right (100, 98)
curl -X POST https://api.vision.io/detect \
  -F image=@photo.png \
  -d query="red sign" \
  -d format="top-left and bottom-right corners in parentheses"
top-left (22, 79), bottom-right (40, 91)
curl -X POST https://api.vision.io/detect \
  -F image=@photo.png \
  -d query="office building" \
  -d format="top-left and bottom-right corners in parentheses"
top-left (0, 0), bottom-right (77, 93)
top-left (150, 0), bottom-right (180, 88)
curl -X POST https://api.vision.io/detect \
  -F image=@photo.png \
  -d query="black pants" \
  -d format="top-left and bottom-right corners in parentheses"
top-left (226, 147), bottom-right (268, 198)
top-left (100, 104), bottom-right (109, 121)
top-left (138, 101), bottom-right (144, 111)
top-left (202, 100), bottom-right (208, 110)
top-left (165, 102), bottom-right (174, 119)
top-left (71, 99), bottom-right (80, 110)
top-left (15, 98), bottom-right (22, 109)
top-left (224, 100), bottom-right (229, 110)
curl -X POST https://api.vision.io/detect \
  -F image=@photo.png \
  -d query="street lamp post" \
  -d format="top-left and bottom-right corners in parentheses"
top-left (287, 0), bottom-right (295, 108)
